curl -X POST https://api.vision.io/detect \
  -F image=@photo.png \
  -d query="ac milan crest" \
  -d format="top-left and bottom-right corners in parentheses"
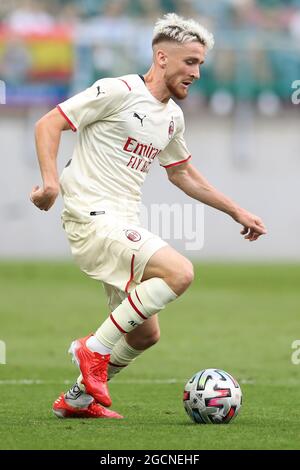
top-left (168, 118), bottom-right (174, 140)
top-left (125, 230), bottom-right (141, 242)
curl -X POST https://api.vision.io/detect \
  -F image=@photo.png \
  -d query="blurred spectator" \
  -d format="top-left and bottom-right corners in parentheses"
top-left (0, 36), bottom-right (32, 84)
top-left (0, 0), bottom-right (299, 104)
top-left (55, 2), bottom-right (81, 26)
top-left (289, 9), bottom-right (300, 38)
top-left (5, 0), bottom-right (55, 33)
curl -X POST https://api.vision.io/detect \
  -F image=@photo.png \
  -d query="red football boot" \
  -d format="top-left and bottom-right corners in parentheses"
top-left (68, 335), bottom-right (111, 407)
top-left (53, 394), bottom-right (123, 419)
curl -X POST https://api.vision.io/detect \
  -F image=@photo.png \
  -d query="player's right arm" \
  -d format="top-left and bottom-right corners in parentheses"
top-left (30, 107), bottom-right (71, 211)
top-left (31, 77), bottom-right (129, 211)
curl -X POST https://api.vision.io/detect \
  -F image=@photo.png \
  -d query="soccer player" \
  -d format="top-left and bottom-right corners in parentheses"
top-left (30, 13), bottom-right (267, 419)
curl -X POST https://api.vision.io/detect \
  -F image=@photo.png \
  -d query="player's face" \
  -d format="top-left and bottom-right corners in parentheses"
top-left (164, 42), bottom-right (206, 100)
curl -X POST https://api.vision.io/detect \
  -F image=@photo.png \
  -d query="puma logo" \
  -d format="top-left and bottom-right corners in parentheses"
top-left (133, 112), bottom-right (146, 127)
top-left (96, 86), bottom-right (105, 97)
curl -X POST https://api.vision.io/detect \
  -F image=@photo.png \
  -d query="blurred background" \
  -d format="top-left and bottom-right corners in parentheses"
top-left (0, 0), bottom-right (299, 260)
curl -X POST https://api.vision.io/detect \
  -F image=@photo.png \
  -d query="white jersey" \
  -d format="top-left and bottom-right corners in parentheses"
top-left (58, 74), bottom-right (191, 223)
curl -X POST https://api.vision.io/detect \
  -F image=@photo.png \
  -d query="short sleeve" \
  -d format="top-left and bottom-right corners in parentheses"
top-left (158, 113), bottom-right (191, 168)
top-left (57, 78), bottom-right (129, 132)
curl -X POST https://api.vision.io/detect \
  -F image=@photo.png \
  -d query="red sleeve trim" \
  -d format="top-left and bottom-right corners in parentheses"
top-left (57, 105), bottom-right (77, 132)
top-left (118, 79), bottom-right (132, 92)
top-left (161, 155), bottom-right (191, 169)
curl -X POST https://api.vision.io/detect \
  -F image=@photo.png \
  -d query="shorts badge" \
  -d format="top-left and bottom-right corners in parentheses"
top-left (125, 230), bottom-right (141, 242)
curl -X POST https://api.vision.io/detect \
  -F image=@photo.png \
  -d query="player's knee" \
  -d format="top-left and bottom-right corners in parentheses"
top-left (179, 263), bottom-right (194, 291)
top-left (165, 261), bottom-right (194, 295)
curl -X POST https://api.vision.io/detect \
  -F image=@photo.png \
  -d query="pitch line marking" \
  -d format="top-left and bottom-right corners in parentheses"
top-left (0, 378), bottom-right (256, 385)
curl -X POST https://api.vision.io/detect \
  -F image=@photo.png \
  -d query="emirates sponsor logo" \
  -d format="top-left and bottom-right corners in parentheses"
top-left (124, 136), bottom-right (162, 173)
top-left (125, 230), bottom-right (141, 242)
top-left (168, 118), bottom-right (174, 140)
top-left (123, 137), bottom-right (161, 159)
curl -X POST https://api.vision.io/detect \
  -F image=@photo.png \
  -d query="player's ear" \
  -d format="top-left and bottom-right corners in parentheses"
top-left (156, 49), bottom-right (168, 69)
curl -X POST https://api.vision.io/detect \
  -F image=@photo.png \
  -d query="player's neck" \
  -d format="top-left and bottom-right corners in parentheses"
top-left (143, 66), bottom-right (171, 104)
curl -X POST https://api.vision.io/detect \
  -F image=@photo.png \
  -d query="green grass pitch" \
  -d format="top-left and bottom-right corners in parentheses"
top-left (0, 261), bottom-right (299, 450)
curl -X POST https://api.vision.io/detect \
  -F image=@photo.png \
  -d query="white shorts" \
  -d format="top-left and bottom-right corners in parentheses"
top-left (62, 213), bottom-right (168, 311)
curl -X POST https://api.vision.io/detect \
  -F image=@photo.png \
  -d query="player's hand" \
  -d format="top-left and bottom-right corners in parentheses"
top-left (234, 208), bottom-right (267, 242)
top-left (30, 185), bottom-right (59, 211)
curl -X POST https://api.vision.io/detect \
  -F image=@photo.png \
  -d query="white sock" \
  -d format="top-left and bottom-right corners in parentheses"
top-left (108, 336), bottom-right (143, 380)
top-left (95, 277), bottom-right (177, 349)
top-left (86, 335), bottom-right (112, 355)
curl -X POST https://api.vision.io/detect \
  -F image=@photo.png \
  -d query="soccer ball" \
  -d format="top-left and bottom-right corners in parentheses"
top-left (183, 368), bottom-right (242, 424)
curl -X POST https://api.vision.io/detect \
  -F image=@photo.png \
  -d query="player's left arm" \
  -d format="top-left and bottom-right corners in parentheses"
top-left (166, 161), bottom-right (267, 242)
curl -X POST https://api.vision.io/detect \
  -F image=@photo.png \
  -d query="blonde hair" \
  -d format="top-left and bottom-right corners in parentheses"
top-left (153, 13), bottom-right (214, 50)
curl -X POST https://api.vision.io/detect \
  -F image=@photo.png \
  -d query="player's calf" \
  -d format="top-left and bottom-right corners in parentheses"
top-left (108, 322), bottom-right (160, 380)
top-left (126, 323), bottom-right (160, 350)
